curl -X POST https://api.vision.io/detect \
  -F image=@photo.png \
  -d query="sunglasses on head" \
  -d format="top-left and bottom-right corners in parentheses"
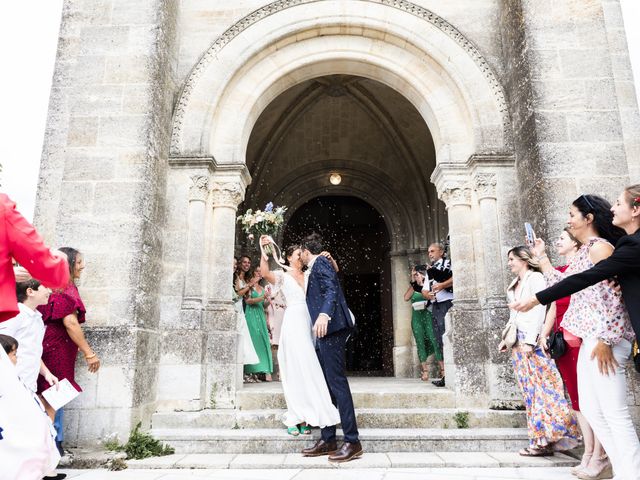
top-left (580, 194), bottom-right (595, 213)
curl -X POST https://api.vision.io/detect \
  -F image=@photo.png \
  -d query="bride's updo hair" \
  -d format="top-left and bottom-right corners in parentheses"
top-left (285, 245), bottom-right (300, 265)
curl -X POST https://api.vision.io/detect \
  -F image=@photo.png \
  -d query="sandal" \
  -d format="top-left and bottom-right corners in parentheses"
top-left (299, 424), bottom-right (311, 435)
top-left (519, 447), bottom-right (554, 457)
top-left (287, 426), bottom-right (300, 436)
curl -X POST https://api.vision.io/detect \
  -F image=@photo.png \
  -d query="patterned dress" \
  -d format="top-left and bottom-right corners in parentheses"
top-left (510, 275), bottom-right (579, 451)
top-left (36, 282), bottom-right (86, 394)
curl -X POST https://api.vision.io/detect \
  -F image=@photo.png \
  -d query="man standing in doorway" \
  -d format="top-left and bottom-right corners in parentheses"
top-left (422, 242), bottom-right (453, 387)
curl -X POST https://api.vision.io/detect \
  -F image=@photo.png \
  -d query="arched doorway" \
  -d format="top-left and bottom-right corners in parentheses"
top-left (168, 0), bottom-right (517, 407)
top-left (283, 195), bottom-right (393, 375)
top-left (239, 74), bottom-right (445, 378)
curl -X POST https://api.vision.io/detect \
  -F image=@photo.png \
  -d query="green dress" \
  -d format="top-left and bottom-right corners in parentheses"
top-left (244, 288), bottom-right (273, 374)
top-left (409, 291), bottom-right (442, 362)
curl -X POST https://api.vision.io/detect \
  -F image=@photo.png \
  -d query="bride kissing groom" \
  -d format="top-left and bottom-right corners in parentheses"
top-left (259, 233), bottom-right (362, 463)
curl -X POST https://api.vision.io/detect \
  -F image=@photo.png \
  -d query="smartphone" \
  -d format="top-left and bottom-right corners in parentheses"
top-left (524, 222), bottom-right (535, 246)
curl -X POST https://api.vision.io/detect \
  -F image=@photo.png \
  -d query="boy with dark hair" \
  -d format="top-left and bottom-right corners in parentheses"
top-left (0, 280), bottom-right (58, 393)
top-left (0, 333), bottom-right (18, 365)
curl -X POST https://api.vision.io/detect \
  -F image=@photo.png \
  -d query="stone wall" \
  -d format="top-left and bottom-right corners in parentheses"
top-left (34, 0), bottom-right (180, 444)
top-left (34, 0), bottom-right (640, 444)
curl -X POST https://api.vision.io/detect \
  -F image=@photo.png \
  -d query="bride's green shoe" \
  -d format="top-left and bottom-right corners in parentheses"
top-left (299, 425), bottom-right (311, 435)
top-left (287, 426), bottom-right (300, 436)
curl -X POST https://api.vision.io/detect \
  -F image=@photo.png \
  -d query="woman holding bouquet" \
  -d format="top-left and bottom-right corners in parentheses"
top-left (243, 266), bottom-right (273, 382)
top-left (259, 236), bottom-right (340, 436)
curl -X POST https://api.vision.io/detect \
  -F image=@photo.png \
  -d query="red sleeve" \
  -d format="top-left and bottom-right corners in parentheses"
top-left (39, 292), bottom-right (84, 323)
top-left (2, 194), bottom-right (70, 288)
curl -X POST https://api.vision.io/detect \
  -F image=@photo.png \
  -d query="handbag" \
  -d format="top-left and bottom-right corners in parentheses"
top-left (499, 320), bottom-right (518, 350)
top-left (548, 329), bottom-right (566, 359)
top-left (547, 310), bottom-right (567, 359)
top-left (633, 340), bottom-right (640, 373)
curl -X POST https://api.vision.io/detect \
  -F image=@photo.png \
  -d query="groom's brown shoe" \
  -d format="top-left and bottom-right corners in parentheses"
top-left (328, 441), bottom-right (363, 463)
top-left (301, 439), bottom-right (338, 457)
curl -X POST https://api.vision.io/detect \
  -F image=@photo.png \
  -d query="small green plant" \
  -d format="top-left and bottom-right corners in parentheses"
top-left (453, 411), bottom-right (470, 429)
top-left (107, 422), bottom-right (175, 459)
top-left (103, 438), bottom-right (120, 451)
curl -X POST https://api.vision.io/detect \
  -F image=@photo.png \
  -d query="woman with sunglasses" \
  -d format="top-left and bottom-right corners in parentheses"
top-left (511, 192), bottom-right (640, 479)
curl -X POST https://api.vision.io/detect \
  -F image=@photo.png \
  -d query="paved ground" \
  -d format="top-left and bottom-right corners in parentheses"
top-left (60, 466), bottom-right (577, 479)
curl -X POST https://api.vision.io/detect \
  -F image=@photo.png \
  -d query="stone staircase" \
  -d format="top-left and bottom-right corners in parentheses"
top-left (151, 378), bottom-right (529, 454)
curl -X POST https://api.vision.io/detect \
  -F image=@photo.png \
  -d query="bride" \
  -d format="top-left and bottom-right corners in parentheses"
top-left (259, 236), bottom-right (341, 436)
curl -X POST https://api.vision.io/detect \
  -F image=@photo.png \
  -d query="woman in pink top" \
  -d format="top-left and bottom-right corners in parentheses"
top-left (529, 194), bottom-right (639, 480)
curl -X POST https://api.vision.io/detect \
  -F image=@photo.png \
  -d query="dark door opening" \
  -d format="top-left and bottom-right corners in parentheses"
top-left (282, 196), bottom-right (393, 376)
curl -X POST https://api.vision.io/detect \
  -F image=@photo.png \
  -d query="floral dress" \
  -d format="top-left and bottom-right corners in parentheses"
top-left (509, 275), bottom-right (579, 451)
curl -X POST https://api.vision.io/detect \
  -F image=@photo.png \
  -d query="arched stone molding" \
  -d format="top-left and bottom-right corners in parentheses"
top-left (170, 0), bottom-right (512, 164)
top-left (248, 79), bottom-right (434, 228)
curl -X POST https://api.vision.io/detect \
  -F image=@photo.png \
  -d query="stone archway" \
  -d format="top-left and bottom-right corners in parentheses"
top-left (167, 0), bottom-right (519, 409)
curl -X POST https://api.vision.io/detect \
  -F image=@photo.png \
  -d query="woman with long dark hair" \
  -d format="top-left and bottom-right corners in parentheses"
top-left (502, 246), bottom-right (578, 457)
top-left (538, 228), bottom-right (605, 476)
top-left (512, 194), bottom-right (639, 479)
top-left (37, 247), bottom-right (100, 461)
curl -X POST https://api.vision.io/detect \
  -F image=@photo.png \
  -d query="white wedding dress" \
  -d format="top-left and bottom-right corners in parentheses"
top-left (274, 271), bottom-right (340, 428)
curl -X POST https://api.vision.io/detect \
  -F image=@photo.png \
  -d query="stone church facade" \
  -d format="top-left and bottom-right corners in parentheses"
top-left (35, 0), bottom-right (640, 444)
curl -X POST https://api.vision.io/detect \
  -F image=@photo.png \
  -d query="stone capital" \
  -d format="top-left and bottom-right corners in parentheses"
top-left (189, 175), bottom-right (210, 202)
top-left (210, 181), bottom-right (244, 209)
top-left (473, 173), bottom-right (497, 200)
top-left (440, 182), bottom-right (472, 209)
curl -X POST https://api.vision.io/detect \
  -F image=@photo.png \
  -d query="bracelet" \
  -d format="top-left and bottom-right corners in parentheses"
top-left (536, 254), bottom-right (548, 261)
top-left (85, 353), bottom-right (97, 360)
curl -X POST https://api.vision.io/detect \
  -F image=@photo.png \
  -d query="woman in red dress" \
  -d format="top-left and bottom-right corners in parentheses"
top-left (540, 228), bottom-right (604, 476)
top-left (37, 247), bottom-right (100, 456)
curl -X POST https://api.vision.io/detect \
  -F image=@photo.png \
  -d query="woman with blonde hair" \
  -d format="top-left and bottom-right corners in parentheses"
top-left (502, 246), bottom-right (578, 457)
top-left (512, 190), bottom-right (640, 479)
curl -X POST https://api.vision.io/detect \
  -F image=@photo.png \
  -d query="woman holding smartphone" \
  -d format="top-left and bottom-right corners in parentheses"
top-left (512, 193), bottom-right (640, 479)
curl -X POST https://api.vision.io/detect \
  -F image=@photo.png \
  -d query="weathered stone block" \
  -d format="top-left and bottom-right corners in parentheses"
top-left (567, 111), bottom-right (623, 142)
top-left (96, 366), bottom-right (135, 408)
top-left (79, 26), bottom-right (130, 56)
top-left (66, 116), bottom-right (99, 146)
top-left (98, 115), bottom-right (149, 147)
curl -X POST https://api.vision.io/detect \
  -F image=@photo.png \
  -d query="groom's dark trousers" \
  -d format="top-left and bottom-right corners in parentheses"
top-left (306, 256), bottom-right (359, 444)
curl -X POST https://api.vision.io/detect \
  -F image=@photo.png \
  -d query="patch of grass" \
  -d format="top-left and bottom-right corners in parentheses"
top-left (453, 411), bottom-right (470, 429)
top-left (107, 422), bottom-right (175, 460)
top-left (103, 438), bottom-right (120, 451)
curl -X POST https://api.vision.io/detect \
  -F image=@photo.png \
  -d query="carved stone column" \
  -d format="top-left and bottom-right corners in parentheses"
top-left (389, 251), bottom-right (414, 377)
top-left (440, 182), bottom-right (477, 301)
top-left (182, 175), bottom-right (209, 308)
top-left (474, 173), bottom-right (504, 300)
top-left (202, 169), bottom-right (249, 409)
top-left (438, 180), bottom-right (488, 406)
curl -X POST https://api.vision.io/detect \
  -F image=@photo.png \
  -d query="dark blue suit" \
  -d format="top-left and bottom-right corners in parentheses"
top-left (306, 256), bottom-right (359, 443)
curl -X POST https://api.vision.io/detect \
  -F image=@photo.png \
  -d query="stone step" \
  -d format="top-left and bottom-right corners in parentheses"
top-left (235, 378), bottom-right (456, 410)
top-left (150, 427), bottom-right (532, 453)
top-left (152, 408), bottom-right (526, 430)
top-left (126, 451), bottom-right (579, 469)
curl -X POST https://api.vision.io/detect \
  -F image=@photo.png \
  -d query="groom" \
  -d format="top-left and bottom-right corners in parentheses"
top-left (299, 233), bottom-right (362, 463)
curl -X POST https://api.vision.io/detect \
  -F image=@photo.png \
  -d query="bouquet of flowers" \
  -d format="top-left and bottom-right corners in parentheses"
top-left (237, 202), bottom-right (287, 255)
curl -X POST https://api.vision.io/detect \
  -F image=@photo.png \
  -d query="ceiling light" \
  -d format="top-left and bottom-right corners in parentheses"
top-left (329, 173), bottom-right (342, 185)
